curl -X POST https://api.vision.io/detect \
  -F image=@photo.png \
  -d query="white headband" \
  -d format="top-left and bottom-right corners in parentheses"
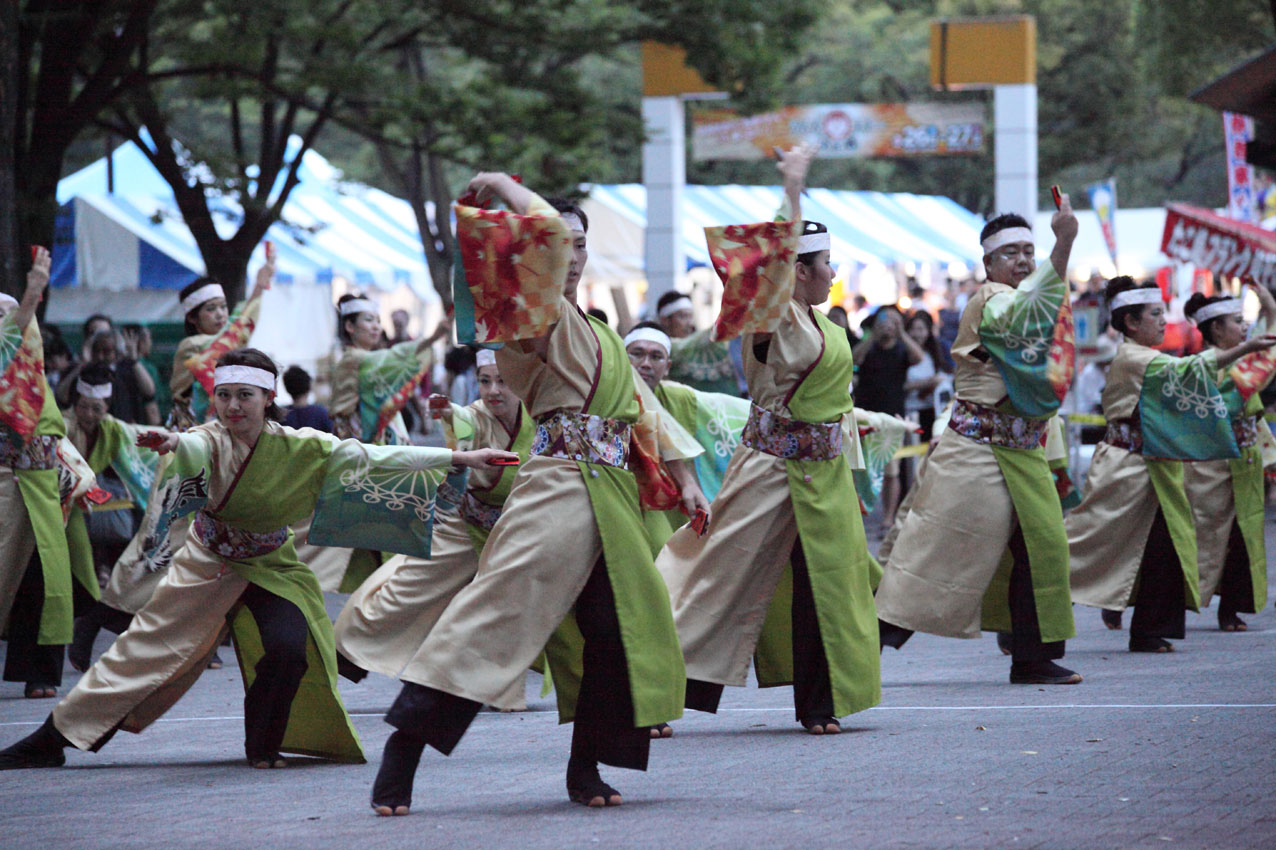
top-left (560, 213), bottom-right (585, 233)
top-left (339, 298), bottom-right (379, 317)
top-left (1110, 288), bottom-right (1164, 311)
top-left (0, 293), bottom-right (18, 311)
top-left (981, 227), bottom-right (1035, 255)
top-left (797, 231), bottom-right (831, 254)
top-left (76, 379), bottom-right (113, 400)
top-left (624, 327), bottom-right (672, 355)
top-left (213, 365), bottom-right (276, 391)
top-left (658, 296), bottom-right (694, 319)
top-left (181, 283), bottom-right (225, 313)
top-left (1190, 298), bottom-right (1243, 324)
top-left (476, 349), bottom-right (497, 368)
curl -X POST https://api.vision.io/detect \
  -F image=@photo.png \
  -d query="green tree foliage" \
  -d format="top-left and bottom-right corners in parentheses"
top-left (687, 0), bottom-right (1275, 216)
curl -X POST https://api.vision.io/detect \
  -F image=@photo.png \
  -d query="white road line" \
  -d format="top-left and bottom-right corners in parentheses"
top-left (1, 703), bottom-right (1272, 727)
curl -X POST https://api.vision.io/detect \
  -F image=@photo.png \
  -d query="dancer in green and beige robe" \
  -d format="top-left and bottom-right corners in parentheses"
top-left (334, 348), bottom-right (534, 708)
top-left (0, 348), bottom-right (514, 771)
top-left (1068, 278), bottom-right (1276, 652)
top-left (0, 249), bottom-right (80, 698)
top-left (1181, 281), bottom-right (1276, 631)
top-left (876, 201), bottom-right (1083, 685)
top-left (370, 180), bottom-right (705, 814)
top-left (656, 146), bottom-right (880, 735)
top-left (313, 294), bottom-right (451, 591)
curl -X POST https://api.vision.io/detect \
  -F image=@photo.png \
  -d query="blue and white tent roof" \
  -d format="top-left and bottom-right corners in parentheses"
top-left (52, 136), bottom-right (438, 302)
top-left (583, 184), bottom-right (988, 271)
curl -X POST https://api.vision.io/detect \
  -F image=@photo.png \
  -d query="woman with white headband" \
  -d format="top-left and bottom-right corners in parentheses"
top-left (1068, 277), bottom-right (1276, 653)
top-left (334, 347), bottom-right (536, 709)
top-left (877, 204), bottom-right (1083, 686)
top-left (324, 292), bottom-right (450, 592)
top-left (1181, 281), bottom-right (1276, 632)
top-left (1180, 281), bottom-right (1276, 632)
top-left (0, 347), bottom-right (516, 772)
top-left (656, 145), bottom-right (880, 736)
top-left (168, 259), bottom-right (273, 430)
top-left (81, 256), bottom-right (277, 671)
top-left (53, 364), bottom-right (158, 675)
top-left (0, 247), bottom-right (80, 699)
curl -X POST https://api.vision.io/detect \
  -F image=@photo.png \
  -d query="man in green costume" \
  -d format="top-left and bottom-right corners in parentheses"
top-left (370, 179), bottom-right (708, 814)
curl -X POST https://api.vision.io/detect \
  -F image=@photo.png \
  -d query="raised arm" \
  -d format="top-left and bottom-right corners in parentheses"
top-left (1245, 276), bottom-right (1276, 329)
top-left (12, 247), bottom-right (50, 333)
top-left (463, 172), bottom-right (536, 216)
top-left (1049, 193), bottom-right (1078, 281)
top-left (775, 145), bottom-right (816, 225)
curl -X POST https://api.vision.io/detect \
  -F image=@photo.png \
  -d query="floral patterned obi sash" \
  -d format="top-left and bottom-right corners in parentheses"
top-left (1103, 418), bottom-right (1143, 454)
top-left (948, 399), bottom-right (1048, 451)
top-left (192, 510), bottom-right (288, 560)
top-left (741, 404), bottom-right (843, 461)
top-left (461, 491), bottom-right (504, 531)
top-left (1233, 414), bottom-right (1261, 451)
top-left (0, 432), bottom-right (59, 471)
top-left (532, 410), bottom-right (631, 469)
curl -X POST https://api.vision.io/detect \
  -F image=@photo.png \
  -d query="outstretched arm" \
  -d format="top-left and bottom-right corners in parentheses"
top-left (1216, 334), bottom-right (1276, 370)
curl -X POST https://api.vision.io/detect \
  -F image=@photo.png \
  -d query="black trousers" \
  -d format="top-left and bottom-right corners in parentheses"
top-left (238, 584), bottom-right (310, 760)
top-left (1128, 510), bottom-right (1187, 640)
top-left (386, 556), bottom-right (650, 771)
top-left (879, 525), bottom-right (1065, 664)
top-left (3, 552), bottom-right (96, 687)
top-left (687, 537), bottom-right (836, 721)
top-left (1216, 520), bottom-right (1257, 617)
top-left (78, 600), bottom-right (135, 636)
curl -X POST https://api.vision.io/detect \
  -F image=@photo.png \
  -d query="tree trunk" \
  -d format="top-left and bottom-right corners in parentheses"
top-left (202, 244), bottom-right (251, 307)
top-left (0, 0), bottom-right (20, 300)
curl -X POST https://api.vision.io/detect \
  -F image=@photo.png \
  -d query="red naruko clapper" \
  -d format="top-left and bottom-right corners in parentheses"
top-left (1050, 185), bottom-right (1063, 210)
top-left (690, 509), bottom-right (709, 536)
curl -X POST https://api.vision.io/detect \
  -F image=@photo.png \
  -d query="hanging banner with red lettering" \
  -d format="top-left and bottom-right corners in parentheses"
top-left (1160, 202), bottom-right (1276, 288)
top-left (1223, 112), bottom-right (1258, 225)
top-left (691, 103), bottom-right (985, 160)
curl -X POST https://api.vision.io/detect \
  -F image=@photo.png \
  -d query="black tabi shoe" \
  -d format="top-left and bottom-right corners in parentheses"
top-left (247, 753), bottom-right (287, 769)
top-left (23, 683), bottom-right (57, 699)
top-left (207, 651), bottom-right (224, 670)
top-left (1218, 611), bottom-right (1248, 632)
top-left (1129, 636), bottom-right (1174, 653)
top-left (800, 716), bottom-right (842, 735)
top-left (566, 758), bottom-right (623, 808)
top-left (1009, 661), bottom-right (1083, 685)
top-left (1101, 609), bottom-right (1123, 630)
top-left (648, 723), bottom-right (673, 739)
top-left (995, 633), bottom-right (1012, 656)
top-left (68, 617), bottom-right (98, 673)
top-left (371, 730), bottom-right (425, 816)
top-left (0, 717), bottom-right (69, 770)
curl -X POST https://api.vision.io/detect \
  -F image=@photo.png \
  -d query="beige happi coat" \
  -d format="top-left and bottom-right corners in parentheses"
top-left (876, 283), bottom-right (1055, 639)
top-left (335, 400), bottom-right (527, 706)
top-left (396, 302), bottom-right (692, 707)
top-left (1068, 341), bottom-right (1196, 609)
top-left (655, 302), bottom-right (864, 688)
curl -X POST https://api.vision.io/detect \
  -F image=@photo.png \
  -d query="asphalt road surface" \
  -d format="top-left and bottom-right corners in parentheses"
top-left (2, 519), bottom-right (1273, 849)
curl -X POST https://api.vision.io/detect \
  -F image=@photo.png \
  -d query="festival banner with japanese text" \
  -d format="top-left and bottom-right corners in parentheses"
top-left (691, 103), bottom-right (985, 161)
top-left (1161, 202), bottom-right (1276, 288)
top-left (1223, 112), bottom-right (1257, 225)
top-left (1086, 178), bottom-right (1119, 268)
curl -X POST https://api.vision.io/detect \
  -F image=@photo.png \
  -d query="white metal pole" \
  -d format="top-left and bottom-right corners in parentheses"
top-left (993, 83), bottom-right (1038, 220)
top-left (641, 95), bottom-right (685, 313)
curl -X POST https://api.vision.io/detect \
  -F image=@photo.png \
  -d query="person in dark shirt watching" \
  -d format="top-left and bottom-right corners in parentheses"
top-left (282, 365), bottom-right (334, 433)
top-left (853, 306), bottom-right (924, 528)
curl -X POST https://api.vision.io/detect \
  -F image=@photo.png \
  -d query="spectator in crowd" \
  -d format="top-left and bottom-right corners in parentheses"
top-left (80, 314), bottom-right (112, 362)
top-left (121, 324), bottom-right (162, 426)
top-left (41, 329), bottom-right (75, 390)
top-left (388, 309), bottom-right (413, 346)
top-left (586, 306), bottom-right (610, 326)
top-left (655, 290), bottom-right (696, 339)
top-left (444, 345), bottom-right (479, 405)
top-left (848, 294), bottom-right (870, 335)
top-left (57, 329), bottom-right (157, 424)
top-left (902, 311), bottom-right (951, 441)
top-left (853, 306), bottom-right (925, 527)
top-left (825, 305), bottom-right (861, 349)
top-left (282, 365), bottom-right (334, 433)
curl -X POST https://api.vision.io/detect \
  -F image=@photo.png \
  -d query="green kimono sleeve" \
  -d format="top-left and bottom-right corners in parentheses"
top-left (978, 263), bottom-right (1073, 418)
top-left (1140, 349), bottom-right (1237, 460)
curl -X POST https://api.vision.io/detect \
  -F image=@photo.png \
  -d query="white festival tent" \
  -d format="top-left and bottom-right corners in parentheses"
top-left (49, 136), bottom-right (441, 383)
